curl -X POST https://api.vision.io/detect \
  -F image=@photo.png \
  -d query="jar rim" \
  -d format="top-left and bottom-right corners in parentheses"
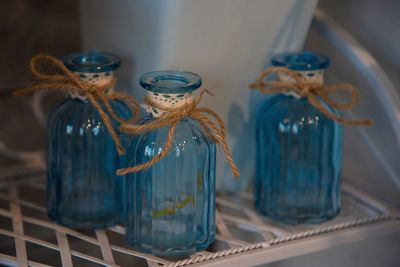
top-left (140, 70), bottom-right (202, 94)
top-left (271, 51), bottom-right (330, 71)
top-left (62, 51), bottom-right (121, 73)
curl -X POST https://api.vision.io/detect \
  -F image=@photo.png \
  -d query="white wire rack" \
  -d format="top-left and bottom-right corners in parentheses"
top-left (0, 164), bottom-right (399, 267)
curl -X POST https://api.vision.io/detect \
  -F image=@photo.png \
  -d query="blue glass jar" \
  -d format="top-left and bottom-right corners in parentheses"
top-left (125, 71), bottom-right (216, 256)
top-left (255, 52), bottom-right (343, 224)
top-left (47, 51), bottom-right (130, 229)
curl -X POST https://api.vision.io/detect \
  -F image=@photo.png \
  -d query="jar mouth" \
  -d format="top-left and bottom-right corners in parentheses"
top-left (140, 71), bottom-right (202, 94)
top-left (271, 51), bottom-right (330, 71)
top-left (62, 51), bottom-right (121, 73)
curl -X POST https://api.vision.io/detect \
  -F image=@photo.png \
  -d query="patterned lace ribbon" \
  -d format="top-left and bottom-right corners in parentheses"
top-left (116, 89), bottom-right (240, 177)
top-left (249, 67), bottom-right (373, 126)
top-left (13, 55), bottom-right (140, 155)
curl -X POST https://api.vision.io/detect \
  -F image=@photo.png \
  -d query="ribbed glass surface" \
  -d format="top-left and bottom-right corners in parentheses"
top-left (255, 94), bottom-right (343, 224)
top-left (47, 98), bottom-right (130, 229)
top-left (125, 117), bottom-right (216, 257)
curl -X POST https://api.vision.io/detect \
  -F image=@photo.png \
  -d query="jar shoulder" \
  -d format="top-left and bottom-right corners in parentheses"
top-left (49, 97), bottom-right (131, 126)
top-left (258, 94), bottom-right (339, 125)
top-left (138, 116), bottom-right (206, 132)
top-left (134, 116), bottom-right (214, 150)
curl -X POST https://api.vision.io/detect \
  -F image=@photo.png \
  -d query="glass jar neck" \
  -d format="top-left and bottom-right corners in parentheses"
top-left (143, 91), bottom-right (193, 117)
top-left (278, 69), bottom-right (324, 98)
top-left (69, 71), bottom-right (115, 100)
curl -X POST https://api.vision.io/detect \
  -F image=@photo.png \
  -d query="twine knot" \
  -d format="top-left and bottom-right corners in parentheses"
top-left (249, 67), bottom-right (373, 126)
top-left (14, 55), bottom-right (140, 155)
top-left (116, 89), bottom-right (240, 178)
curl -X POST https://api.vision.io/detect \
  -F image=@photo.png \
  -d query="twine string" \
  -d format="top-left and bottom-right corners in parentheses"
top-left (14, 55), bottom-right (140, 155)
top-left (116, 89), bottom-right (240, 177)
top-left (249, 67), bottom-right (373, 126)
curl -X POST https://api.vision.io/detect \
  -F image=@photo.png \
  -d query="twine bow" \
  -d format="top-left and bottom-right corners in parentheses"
top-left (249, 67), bottom-right (373, 126)
top-left (116, 89), bottom-right (240, 177)
top-left (14, 55), bottom-right (140, 155)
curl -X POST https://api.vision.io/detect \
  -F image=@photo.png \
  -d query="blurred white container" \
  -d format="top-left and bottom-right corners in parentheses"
top-left (81, 0), bottom-right (317, 191)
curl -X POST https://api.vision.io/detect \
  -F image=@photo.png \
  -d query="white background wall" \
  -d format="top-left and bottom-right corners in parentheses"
top-left (319, 0), bottom-right (400, 92)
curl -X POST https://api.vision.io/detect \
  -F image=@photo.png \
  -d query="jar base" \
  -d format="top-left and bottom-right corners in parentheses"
top-left (126, 236), bottom-right (215, 257)
top-left (48, 190), bottom-right (123, 229)
top-left (48, 212), bottom-right (121, 229)
top-left (256, 208), bottom-right (340, 225)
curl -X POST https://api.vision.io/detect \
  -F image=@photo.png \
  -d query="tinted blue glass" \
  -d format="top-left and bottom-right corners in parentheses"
top-left (139, 70), bottom-right (202, 94)
top-left (271, 51), bottom-right (330, 71)
top-left (125, 70), bottom-right (214, 256)
top-left (62, 51), bottom-right (121, 73)
top-left (255, 94), bottom-right (343, 224)
top-left (125, 117), bottom-right (216, 256)
top-left (47, 98), bottom-right (130, 229)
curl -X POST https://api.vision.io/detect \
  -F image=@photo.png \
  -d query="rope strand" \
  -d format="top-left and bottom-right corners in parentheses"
top-left (14, 55), bottom-right (140, 155)
top-left (249, 67), bottom-right (373, 126)
top-left (116, 90), bottom-right (240, 178)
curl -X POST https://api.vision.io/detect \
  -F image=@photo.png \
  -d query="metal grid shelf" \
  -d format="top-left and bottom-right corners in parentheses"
top-left (0, 164), bottom-right (399, 267)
